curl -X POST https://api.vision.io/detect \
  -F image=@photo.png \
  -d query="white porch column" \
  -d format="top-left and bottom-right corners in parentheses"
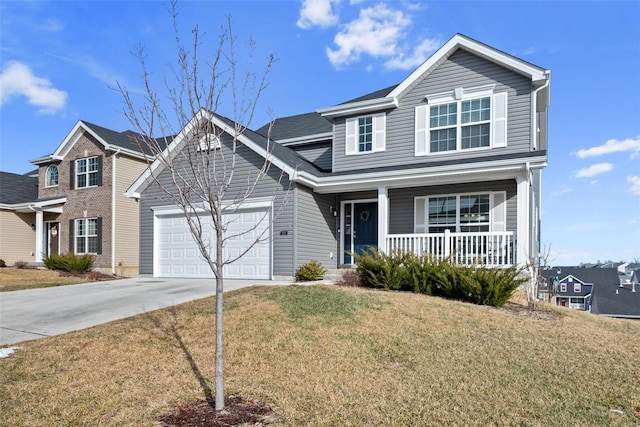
top-left (34, 210), bottom-right (44, 262)
top-left (377, 186), bottom-right (388, 253)
top-left (516, 174), bottom-right (530, 266)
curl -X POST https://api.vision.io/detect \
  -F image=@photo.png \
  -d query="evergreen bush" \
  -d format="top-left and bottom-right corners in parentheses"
top-left (354, 248), bottom-right (408, 291)
top-left (295, 260), bottom-right (327, 281)
top-left (44, 253), bottom-right (94, 273)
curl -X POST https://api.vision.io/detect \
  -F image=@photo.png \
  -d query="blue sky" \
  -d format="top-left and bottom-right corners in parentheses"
top-left (1, 1), bottom-right (638, 265)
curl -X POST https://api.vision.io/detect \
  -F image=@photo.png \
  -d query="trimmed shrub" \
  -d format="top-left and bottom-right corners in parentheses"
top-left (466, 266), bottom-right (526, 307)
top-left (354, 248), bottom-right (409, 291)
top-left (295, 260), bottom-right (327, 281)
top-left (44, 253), bottom-right (94, 273)
top-left (0, 259), bottom-right (5, 268)
top-left (14, 260), bottom-right (28, 269)
top-left (353, 249), bottom-right (524, 307)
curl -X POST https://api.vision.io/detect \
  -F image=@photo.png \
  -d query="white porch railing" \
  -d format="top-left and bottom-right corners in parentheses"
top-left (386, 230), bottom-right (515, 267)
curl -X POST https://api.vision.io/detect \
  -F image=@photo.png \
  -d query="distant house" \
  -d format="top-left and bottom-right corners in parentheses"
top-left (590, 271), bottom-right (640, 319)
top-left (0, 171), bottom-right (39, 266)
top-left (540, 267), bottom-right (619, 311)
top-left (0, 121), bottom-right (154, 276)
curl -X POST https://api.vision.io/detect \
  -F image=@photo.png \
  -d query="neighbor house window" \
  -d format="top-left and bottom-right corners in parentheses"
top-left (75, 218), bottom-right (99, 254)
top-left (45, 165), bottom-right (58, 187)
top-left (574, 283), bottom-right (581, 293)
top-left (345, 113), bottom-right (386, 155)
top-left (560, 283), bottom-right (567, 293)
top-left (76, 156), bottom-right (99, 188)
top-left (415, 87), bottom-right (508, 156)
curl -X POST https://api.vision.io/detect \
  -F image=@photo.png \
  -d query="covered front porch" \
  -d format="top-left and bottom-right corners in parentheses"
top-left (337, 176), bottom-right (532, 268)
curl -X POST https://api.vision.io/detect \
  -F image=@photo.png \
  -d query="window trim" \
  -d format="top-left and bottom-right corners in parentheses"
top-left (345, 113), bottom-right (386, 155)
top-left (414, 191), bottom-right (506, 234)
top-left (45, 165), bottom-right (59, 188)
top-left (415, 85), bottom-right (508, 156)
top-left (74, 217), bottom-right (99, 255)
top-left (560, 283), bottom-right (567, 293)
top-left (75, 156), bottom-right (99, 189)
top-left (573, 283), bottom-right (581, 293)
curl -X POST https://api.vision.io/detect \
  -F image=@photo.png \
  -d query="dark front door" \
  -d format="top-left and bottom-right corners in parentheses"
top-left (343, 201), bottom-right (378, 264)
top-left (47, 222), bottom-right (60, 256)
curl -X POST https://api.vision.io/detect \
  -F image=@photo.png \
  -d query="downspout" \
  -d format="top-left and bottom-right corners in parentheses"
top-left (112, 148), bottom-right (121, 275)
top-left (292, 183), bottom-right (298, 277)
top-left (531, 72), bottom-right (550, 151)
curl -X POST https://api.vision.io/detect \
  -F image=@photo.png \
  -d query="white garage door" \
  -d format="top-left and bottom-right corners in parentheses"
top-left (156, 209), bottom-right (271, 279)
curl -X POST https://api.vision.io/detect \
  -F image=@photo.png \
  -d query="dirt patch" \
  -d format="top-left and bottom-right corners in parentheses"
top-left (157, 395), bottom-right (278, 427)
top-left (495, 301), bottom-right (565, 321)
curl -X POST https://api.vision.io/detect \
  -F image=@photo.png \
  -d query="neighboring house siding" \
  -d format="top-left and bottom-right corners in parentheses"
top-left (290, 141), bottom-right (332, 171)
top-left (113, 155), bottom-right (147, 276)
top-left (388, 180), bottom-right (517, 234)
top-left (333, 49), bottom-right (533, 173)
top-left (295, 185), bottom-right (337, 270)
top-left (0, 211), bottom-right (35, 265)
top-left (46, 133), bottom-right (114, 270)
top-left (139, 134), bottom-right (294, 277)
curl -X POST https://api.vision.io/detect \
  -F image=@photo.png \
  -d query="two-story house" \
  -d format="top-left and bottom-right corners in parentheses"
top-left (0, 121), bottom-right (153, 276)
top-left (128, 34), bottom-right (551, 280)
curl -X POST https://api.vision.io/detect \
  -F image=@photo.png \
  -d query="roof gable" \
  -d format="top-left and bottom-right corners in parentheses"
top-left (30, 120), bottom-right (154, 165)
top-left (318, 33), bottom-right (549, 119)
top-left (127, 109), bottom-right (324, 198)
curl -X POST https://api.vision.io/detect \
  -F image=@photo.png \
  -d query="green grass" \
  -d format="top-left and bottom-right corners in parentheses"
top-left (1, 285), bottom-right (638, 426)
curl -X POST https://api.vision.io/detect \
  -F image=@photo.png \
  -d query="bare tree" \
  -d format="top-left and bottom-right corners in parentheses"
top-left (526, 243), bottom-right (554, 310)
top-left (118, 2), bottom-right (284, 410)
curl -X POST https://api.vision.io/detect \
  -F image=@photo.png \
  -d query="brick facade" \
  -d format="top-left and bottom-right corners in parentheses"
top-left (38, 133), bottom-right (114, 270)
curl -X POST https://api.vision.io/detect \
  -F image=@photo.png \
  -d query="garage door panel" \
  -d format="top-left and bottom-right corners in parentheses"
top-left (157, 210), bottom-right (270, 279)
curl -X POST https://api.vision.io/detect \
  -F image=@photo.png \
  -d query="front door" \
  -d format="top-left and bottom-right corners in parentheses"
top-left (46, 222), bottom-right (60, 257)
top-left (342, 201), bottom-right (377, 264)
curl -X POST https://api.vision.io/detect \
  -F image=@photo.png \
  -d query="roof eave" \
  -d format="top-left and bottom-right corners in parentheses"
top-left (318, 97), bottom-right (398, 119)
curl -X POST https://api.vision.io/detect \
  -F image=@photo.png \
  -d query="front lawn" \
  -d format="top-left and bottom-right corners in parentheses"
top-left (1, 285), bottom-right (638, 426)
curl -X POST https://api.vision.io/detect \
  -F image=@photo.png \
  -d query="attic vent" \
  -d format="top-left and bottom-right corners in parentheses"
top-left (197, 133), bottom-right (221, 151)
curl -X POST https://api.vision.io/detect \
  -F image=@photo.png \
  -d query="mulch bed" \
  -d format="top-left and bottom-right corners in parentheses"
top-left (157, 395), bottom-right (279, 427)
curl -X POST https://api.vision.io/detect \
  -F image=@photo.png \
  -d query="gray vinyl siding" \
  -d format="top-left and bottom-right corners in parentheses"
top-left (388, 180), bottom-right (517, 234)
top-left (333, 49), bottom-right (533, 173)
top-left (290, 141), bottom-right (332, 171)
top-left (139, 134), bottom-right (294, 277)
top-left (295, 185), bottom-right (338, 270)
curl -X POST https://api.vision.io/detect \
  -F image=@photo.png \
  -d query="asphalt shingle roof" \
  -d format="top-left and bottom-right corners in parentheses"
top-left (540, 267), bottom-right (620, 286)
top-left (255, 112), bottom-right (332, 142)
top-left (590, 281), bottom-right (640, 318)
top-left (0, 171), bottom-right (38, 204)
top-left (82, 121), bottom-right (172, 156)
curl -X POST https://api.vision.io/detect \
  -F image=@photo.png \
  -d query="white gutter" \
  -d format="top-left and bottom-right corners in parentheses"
top-left (531, 71), bottom-right (551, 150)
top-left (111, 148), bottom-right (120, 275)
top-left (317, 97), bottom-right (398, 119)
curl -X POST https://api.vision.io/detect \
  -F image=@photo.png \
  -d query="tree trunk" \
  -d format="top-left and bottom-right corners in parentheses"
top-left (215, 275), bottom-right (224, 410)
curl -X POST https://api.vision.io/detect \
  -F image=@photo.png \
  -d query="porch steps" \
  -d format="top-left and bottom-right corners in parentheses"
top-left (322, 267), bottom-right (354, 282)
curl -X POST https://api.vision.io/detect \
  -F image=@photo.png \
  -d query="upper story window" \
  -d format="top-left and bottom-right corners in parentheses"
top-left (76, 156), bottom-right (99, 188)
top-left (45, 165), bottom-right (58, 187)
top-left (345, 113), bottom-right (386, 155)
top-left (414, 192), bottom-right (506, 234)
top-left (573, 283), bottom-right (581, 293)
top-left (415, 85), bottom-right (507, 156)
top-left (560, 283), bottom-right (567, 293)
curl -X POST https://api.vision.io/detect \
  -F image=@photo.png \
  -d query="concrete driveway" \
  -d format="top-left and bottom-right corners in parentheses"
top-left (0, 277), bottom-right (292, 346)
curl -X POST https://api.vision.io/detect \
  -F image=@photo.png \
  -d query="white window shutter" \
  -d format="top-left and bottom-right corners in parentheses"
top-left (491, 192), bottom-right (506, 232)
top-left (373, 113), bottom-right (386, 152)
top-left (345, 118), bottom-right (357, 155)
top-left (415, 105), bottom-right (428, 156)
top-left (414, 197), bottom-right (427, 233)
top-left (492, 92), bottom-right (508, 148)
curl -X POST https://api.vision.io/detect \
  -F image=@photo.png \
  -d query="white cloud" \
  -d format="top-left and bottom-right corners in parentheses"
top-left (628, 176), bottom-right (640, 196)
top-left (326, 4), bottom-right (411, 67)
top-left (297, 0), bottom-right (340, 29)
top-left (384, 37), bottom-right (441, 70)
top-left (576, 136), bottom-right (640, 159)
top-left (0, 60), bottom-right (67, 114)
top-left (575, 163), bottom-right (614, 178)
top-left (550, 187), bottom-right (572, 196)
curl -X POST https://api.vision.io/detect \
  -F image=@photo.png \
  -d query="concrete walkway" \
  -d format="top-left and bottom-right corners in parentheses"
top-left (0, 277), bottom-right (294, 346)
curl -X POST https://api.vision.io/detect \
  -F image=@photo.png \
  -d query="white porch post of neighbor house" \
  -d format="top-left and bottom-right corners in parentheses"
top-left (34, 209), bottom-right (44, 262)
top-left (377, 186), bottom-right (388, 253)
top-left (516, 174), bottom-right (530, 266)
